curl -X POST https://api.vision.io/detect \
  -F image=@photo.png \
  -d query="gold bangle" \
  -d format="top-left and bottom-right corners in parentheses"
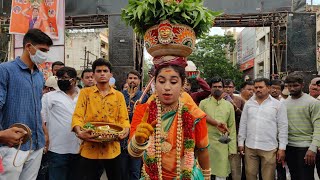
top-left (128, 136), bottom-right (149, 157)
top-left (128, 145), bottom-right (143, 157)
top-left (201, 168), bottom-right (211, 175)
top-left (131, 136), bottom-right (150, 150)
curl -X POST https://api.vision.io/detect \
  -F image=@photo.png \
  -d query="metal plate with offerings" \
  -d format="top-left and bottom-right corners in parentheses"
top-left (83, 122), bottom-right (124, 142)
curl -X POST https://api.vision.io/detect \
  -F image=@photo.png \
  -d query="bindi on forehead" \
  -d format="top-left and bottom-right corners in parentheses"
top-left (164, 69), bottom-right (173, 73)
top-left (160, 69), bottom-right (177, 76)
top-left (158, 68), bottom-right (180, 79)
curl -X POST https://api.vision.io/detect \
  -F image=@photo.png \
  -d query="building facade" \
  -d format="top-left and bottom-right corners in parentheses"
top-left (65, 28), bottom-right (109, 71)
top-left (223, 27), bottom-right (240, 66)
top-left (236, 27), bottom-right (271, 79)
top-left (237, 27), bottom-right (256, 80)
top-left (255, 27), bottom-right (271, 78)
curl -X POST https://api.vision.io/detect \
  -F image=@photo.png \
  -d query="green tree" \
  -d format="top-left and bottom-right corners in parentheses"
top-left (188, 35), bottom-right (243, 87)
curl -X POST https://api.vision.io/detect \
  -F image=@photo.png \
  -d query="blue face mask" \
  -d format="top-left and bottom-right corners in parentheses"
top-left (28, 44), bottom-right (48, 64)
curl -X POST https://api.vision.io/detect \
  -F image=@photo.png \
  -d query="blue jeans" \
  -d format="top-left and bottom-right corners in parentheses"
top-left (36, 153), bottom-right (49, 180)
top-left (47, 151), bottom-right (80, 180)
top-left (120, 148), bottom-right (142, 180)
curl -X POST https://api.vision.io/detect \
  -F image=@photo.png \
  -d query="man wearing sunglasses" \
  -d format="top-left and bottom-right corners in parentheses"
top-left (42, 67), bottom-right (80, 180)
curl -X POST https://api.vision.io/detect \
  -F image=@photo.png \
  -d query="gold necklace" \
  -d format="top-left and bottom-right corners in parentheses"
top-left (155, 98), bottom-right (183, 180)
top-left (159, 102), bottom-right (178, 153)
top-left (161, 102), bottom-right (179, 115)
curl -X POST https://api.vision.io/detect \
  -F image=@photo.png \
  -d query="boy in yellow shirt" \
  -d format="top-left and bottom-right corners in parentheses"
top-left (72, 58), bottom-right (130, 179)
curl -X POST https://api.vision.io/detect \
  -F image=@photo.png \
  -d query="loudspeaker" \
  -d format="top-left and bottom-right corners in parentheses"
top-left (286, 13), bottom-right (317, 72)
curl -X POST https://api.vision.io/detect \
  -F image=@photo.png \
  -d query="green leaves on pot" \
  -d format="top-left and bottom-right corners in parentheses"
top-left (121, 0), bottom-right (222, 38)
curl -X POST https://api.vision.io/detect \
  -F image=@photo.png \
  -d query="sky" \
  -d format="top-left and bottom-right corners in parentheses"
top-left (209, 27), bottom-right (244, 36)
top-left (307, 0), bottom-right (320, 4)
top-left (209, 27), bottom-right (224, 36)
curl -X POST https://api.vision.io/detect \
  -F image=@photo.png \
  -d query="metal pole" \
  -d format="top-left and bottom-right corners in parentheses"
top-left (86, 50), bottom-right (90, 69)
top-left (276, 25), bottom-right (281, 74)
top-left (84, 46), bottom-right (87, 70)
top-left (285, 13), bottom-right (288, 73)
top-left (271, 22), bottom-right (275, 77)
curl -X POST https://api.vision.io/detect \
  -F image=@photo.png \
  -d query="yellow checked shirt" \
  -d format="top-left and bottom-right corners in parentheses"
top-left (72, 86), bottom-right (130, 159)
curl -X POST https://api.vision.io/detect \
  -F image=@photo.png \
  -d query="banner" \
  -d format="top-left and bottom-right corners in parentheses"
top-left (9, 0), bottom-right (59, 39)
top-left (38, 62), bottom-right (53, 79)
top-left (240, 58), bottom-right (254, 71)
top-left (13, 0), bottom-right (65, 80)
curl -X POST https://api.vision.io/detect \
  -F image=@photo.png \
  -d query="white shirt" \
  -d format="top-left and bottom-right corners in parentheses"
top-left (238, 95), bottom-right (288, 151)
top-left (42, 89), bottom-right (81, 154)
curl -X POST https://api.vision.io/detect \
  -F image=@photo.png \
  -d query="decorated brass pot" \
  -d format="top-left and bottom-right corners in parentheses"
top-left (144, 20), bottom-right (196, 57)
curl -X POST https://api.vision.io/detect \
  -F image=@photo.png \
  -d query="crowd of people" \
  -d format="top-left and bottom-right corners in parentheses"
top-left (0, 29), bottom-right (320, 180)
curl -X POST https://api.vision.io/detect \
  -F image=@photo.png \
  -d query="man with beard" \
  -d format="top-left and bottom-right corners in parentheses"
top-left (120, 70), bottom-right (149, 180)
top-left (309, 77), bottom-right (320, 99)
top-left (238, 78), bottom-right (288, 180)
top-left (199, 77), bottom-right (237, 180)
top-left (284, 73), bottom-right (320, 180)
top-left (42, 67), bottom-right (80, 180)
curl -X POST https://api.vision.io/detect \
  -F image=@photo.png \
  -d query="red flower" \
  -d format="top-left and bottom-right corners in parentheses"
top-left (145, 162), bottom-right (159, 180)
top-left (182, 111), bottom-right (194, 139)
top-left (147, 101), bottom-right (158, 124)
top-left (144, 104), bottom-right (197, 179)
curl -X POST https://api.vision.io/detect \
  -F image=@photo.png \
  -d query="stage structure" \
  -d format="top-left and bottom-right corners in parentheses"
top-left (215, 11), bottom-right (317, 79)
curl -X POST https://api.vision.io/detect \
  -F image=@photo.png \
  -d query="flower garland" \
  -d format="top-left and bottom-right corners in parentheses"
top-left (143, 98), bottom-right (195, 180)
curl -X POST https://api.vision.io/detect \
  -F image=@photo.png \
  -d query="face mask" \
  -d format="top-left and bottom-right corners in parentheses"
top-left (57, 79), bottom-right (72, 92)
top-left (213, 89), bottom-right (223, 98)
top-left (29, 44), bottom-right (48, 64)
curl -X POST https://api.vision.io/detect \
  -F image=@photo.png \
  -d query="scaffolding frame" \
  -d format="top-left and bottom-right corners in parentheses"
top-left (214, 12), bottom-right (289, 78)
top-left (65, 14), bottom-right (109, 29)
